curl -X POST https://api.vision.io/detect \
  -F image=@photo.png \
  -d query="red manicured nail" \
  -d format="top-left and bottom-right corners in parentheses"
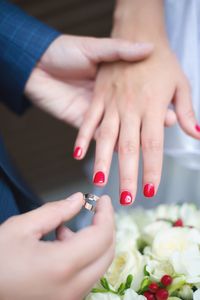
top-left (195, 124), bottom-right (200, 132)
top-left (73, 147), bottom-right (82, 159)
top-left (120, 191), bottom-right (133, 205)
top-left (143, 183), bottom-right (155, 198)
top-left (93, 171), bottom-right (105, 184)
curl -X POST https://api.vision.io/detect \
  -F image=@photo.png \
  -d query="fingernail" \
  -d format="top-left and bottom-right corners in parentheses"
top-left (120, 191), bottom-right (133, 206)
top-left (73, 147), bottom-right (82, 159)
top-left (93, 171), bottom-right (105, 184)
top-left (143, 183), bottom-right (155, 198)
top-left (195, 124), bottom-right (200, 132)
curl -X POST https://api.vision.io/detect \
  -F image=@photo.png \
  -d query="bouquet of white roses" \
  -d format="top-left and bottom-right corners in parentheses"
top-left (86, 204), bottom-right (200, 300)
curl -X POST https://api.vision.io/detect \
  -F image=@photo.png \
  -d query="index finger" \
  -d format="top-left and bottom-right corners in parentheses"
top-left (55, 195), bottom-right (115, 273)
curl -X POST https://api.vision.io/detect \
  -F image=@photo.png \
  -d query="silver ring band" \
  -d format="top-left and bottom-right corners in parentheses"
top-left (83, 193), bottom-right (99, 212)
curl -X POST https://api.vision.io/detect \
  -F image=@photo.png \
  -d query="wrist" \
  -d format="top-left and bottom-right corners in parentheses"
top-left (111, 0), bottom-right (169, 46)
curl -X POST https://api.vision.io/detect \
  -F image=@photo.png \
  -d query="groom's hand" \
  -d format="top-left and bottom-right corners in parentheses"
top-left (24, 34), bottom-right (153, 129)
top-left (0, 193), bottom-right (115, 300)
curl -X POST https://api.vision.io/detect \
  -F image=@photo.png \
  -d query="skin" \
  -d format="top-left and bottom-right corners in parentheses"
top-left (25, 34), bottom-right (153, 129)
top-left (74, 0), bottom-right (200, 204)
top-left (0, 193), bottom-right (115, 300)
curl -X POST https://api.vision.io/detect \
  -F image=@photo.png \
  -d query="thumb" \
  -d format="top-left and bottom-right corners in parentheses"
top-left (20, 193), bottom-right (84, 239)
top-left (174, 83), bottom-right (200, 139)
top-left (82, 37), bottom-right (153, 63)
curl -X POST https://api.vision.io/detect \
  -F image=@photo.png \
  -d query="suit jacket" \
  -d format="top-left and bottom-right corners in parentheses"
top-left (0, 0), bottom-right (60, 221)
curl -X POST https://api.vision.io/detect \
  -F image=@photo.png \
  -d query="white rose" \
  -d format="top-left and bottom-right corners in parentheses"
top-left (146, 259), bottom-right (174, 281)
top-left (123, 289), bottom-right (146, 300)
top-left (170, 246), bottom-right (200, 283)
top-left (116, 214), bottom-right (140, 252)
top-left (85, 293), bottom-right (121, 300)
top-left (152, 227), bottom-right (200, 260)
top-left (155, 205), bottom-right (180, 221)
top-left (179, 204), bottom-right (200, 228)
top-left (194, 289), bottom-right (200, 300)
top-left (142, 220), bottom-right (171, 244)
top-left (130, 209), bottom-right (154, 231)
top-left (106, 248), bottom-right (144, 291)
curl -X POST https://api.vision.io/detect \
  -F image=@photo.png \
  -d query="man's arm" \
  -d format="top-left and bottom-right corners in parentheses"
top-left (0, 1), bottom-right (60, 114)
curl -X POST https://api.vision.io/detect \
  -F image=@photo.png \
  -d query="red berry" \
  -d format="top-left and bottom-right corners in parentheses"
top-left (155, 288), bottom-right (169, 300)
top-left (161, 275), bottom-right (173, 287)
top-left (148, 282), bottom-right (159, 293)
top-left (173, 219), bottom-right (183, 227)
top-left (143, 291), bottom-right (155, 300)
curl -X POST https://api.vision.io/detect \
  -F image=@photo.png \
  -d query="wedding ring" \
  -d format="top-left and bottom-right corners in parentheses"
top-left (83, 193), bottom-right (99, 212)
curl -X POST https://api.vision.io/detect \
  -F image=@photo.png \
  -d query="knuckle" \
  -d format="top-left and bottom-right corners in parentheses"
top-left (119, 140), bottom-right (138, 156)
top-left (95, 158), bottom-right (107, 169)
top-left (144, 169), bottom-right (160, 182)
top-left (142, 138), bottom-right (162, 152)
top-left (121, 177), bottom-right (135, 187)
top-left (184, 108), bottom-right (195, 120)
top-left (77, 131), bottom-right (89, 142)
top-left (98, 126), bottom-right (115, 140)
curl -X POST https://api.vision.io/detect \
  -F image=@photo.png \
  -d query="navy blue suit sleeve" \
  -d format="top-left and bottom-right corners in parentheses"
top-left (0, 1), bottom-right (60, 114)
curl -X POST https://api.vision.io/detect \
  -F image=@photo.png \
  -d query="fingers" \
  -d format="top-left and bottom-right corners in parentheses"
top-left (93, 106), bottom-right (119, 186)
top-left (141, 114), bottom-right (164, 198)
top-left (118, 116), bottom-right (140, 205)
top-left (73, 99), bottom-right (104, 160)
top-left (83, 38), bottom-right (154, 63)
top-left (69, 243), bottom-right (114, 299)
top-left (164, 108), bottom-right (177, 127)
top-left (56, 195), bottom-right (115, 273)
top-left (56, 225), bottom-right (75, 241)
top-left (174, 83), bottom-right (200, 139)
top-left (20, 193), bottom-right (84, 239)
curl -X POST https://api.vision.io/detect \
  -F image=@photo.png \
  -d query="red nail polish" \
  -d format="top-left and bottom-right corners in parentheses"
top-left (93, 171), bottom-right (105, 184)
top-left (143, 183), bottom-right (155, 198)
top-left (73, 147), bottom-right (82, 159)
top-left (120, 191), bottom-right (133, 205)
top-left (195, 124), bottom-right (200, 132)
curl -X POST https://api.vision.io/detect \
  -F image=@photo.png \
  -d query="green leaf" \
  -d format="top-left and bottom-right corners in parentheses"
top-left (125, 274), bottom-right (133, 289)
top-left (138, 277), bottom-right (151, 294)
top-left (144, 265), bottom-right (150, 276)
top-left (117, 283), bottom-right (126, 295)
top-left (100, 277), bottom-right (110, 291)
top-left (91, 288), bottom-right (109, 293)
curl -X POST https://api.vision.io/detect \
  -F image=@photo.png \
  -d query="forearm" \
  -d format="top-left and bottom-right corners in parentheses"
top-left (112, 0), bottom-right (169, 46)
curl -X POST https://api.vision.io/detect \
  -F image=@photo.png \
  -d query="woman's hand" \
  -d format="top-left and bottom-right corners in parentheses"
top-left (25, 34), bottom-right (153, 129)
top-left (0, 193), bottom-right (115, 300)
top-left (74, 46), bottom-right (200, 205)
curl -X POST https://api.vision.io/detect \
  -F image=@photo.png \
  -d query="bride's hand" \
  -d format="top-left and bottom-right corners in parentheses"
top-left (25, 34), bottom-right (153, 129)
top-left (74, 46), bottom-right (200, 205)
